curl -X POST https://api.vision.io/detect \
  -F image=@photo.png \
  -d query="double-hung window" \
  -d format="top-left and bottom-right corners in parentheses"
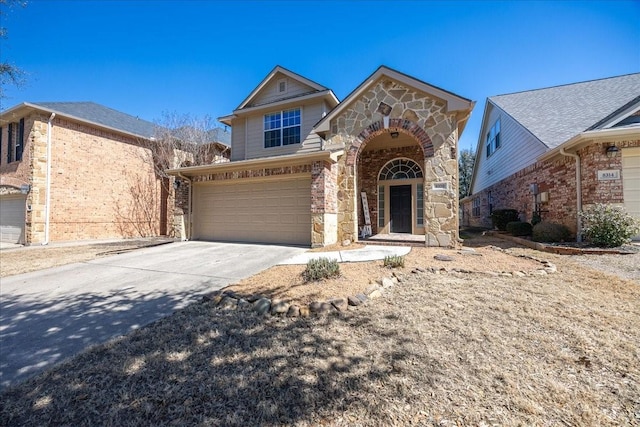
top-left (485, 119), bottom-right (501, 158)
top-left (472, 197), bottom-right (481, 217)
top-left (264, 108), bottom-right (301, 148)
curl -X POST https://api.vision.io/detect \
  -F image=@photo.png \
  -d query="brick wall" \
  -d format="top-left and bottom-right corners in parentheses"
top-left (1, 111), bottom-right (169, 243)
top-left (463, 139), bottom-right (640, 235)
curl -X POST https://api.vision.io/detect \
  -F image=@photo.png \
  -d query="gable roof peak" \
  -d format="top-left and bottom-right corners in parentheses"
top-left (235, 65), bottom-right (331, 111)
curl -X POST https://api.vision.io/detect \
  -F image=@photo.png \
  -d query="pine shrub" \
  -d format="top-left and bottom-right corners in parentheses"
top-left (491, 209), bottom-right (520, 231)
top-left (303, 257), bottom-right (340, 282)
top-left (579, 204), bottom-right (640, 247)
top-left (532, 221), bottom-right (572, 243)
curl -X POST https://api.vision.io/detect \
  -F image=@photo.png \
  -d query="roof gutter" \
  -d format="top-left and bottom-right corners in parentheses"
top-left (42, 112), bottom-right (56, 245)
top-left (560, 147), bottom-right (582, 242)
top-left (538, 126), bottom-right (640, 162)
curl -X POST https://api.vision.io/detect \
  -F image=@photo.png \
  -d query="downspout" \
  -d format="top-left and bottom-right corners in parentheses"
top-left (560, 147), bottom-right (582, 242)
top-left (177, 172), bottom-right (192, 241)
top-left (42, 113), bottom-right (56, 245)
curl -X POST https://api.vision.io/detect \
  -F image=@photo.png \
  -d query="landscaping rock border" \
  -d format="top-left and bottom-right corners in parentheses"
top-left (202, 248), bottom-right (557, 319)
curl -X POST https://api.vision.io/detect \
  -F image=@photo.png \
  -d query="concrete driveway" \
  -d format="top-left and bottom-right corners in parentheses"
top-left (0, 241), bottom-right (306, 390)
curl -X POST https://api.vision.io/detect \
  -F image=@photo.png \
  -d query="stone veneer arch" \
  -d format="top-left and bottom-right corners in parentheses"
top-left (346, 118), bottom-right (434, 167)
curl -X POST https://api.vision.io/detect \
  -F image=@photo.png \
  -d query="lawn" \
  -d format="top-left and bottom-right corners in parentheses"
top-left (0, 237), bottom-right (638, 426)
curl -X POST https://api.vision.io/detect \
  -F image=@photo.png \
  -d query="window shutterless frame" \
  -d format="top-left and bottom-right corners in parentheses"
top-left (264, 108), bottom-right (301, 148)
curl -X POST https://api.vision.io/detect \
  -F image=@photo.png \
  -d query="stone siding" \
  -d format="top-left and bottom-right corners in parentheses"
top-left (326, 77), bottom-right (460, 246)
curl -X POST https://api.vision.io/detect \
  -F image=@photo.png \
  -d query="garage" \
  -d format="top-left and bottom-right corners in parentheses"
top-left (192, 177), bottom-right (311, 246)
top-left (0, 194), bottom-right (26, 244)
top-left (622, 147), bottom-right (640, 240)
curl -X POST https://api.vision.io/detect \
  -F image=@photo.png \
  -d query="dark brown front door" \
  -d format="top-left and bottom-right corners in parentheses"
top-left (390, 185), bottom-right (411, 233)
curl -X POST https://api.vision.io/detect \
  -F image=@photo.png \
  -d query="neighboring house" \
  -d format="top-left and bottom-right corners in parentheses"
top-left (461, 73), bottom-right (640, 239)
top-left (0, 101), bottom-right (229, 245)
top-left (169, 65), bottom-right (475, 247)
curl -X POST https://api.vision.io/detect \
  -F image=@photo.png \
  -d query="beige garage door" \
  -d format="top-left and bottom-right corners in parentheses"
top-left (623, 147), bottom-right (640, 240)
top-left (0, 194), bottom-right (26, 244)
top-left (193, 177), bottom-right (311, 246)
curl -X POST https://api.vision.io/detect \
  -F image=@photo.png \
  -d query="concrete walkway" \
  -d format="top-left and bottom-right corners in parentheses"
top-left (279, 245), bottom-right (411, 265)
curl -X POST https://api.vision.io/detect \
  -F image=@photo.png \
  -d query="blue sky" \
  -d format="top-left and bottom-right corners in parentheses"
top-left (1, 0), bottom-right (638, 151)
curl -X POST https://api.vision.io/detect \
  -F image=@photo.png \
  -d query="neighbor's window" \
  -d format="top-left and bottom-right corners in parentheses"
top-left (7, 122), bottom-right (14, 163)
top-left (264, 108), bottom-right (301, 148)
top-left (486, 118), bottom-right (501, 158)
top-left (16, 118), bottom-right (24, 162)
top-left (472, 197), bottom-right (481, 217)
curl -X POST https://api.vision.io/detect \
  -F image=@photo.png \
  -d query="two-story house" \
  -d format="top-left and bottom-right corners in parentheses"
top-left (0, 102), bottom-right (229, 245)
top-left (169, 66), bottom-right (475, 247)
top-left (461, 73), bottom-right (640, 239)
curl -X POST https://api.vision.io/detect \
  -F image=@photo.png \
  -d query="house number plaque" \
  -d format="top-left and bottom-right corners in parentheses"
top-left (597, 170), bottom-right (620, 181)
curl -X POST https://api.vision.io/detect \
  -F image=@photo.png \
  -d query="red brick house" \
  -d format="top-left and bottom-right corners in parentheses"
top-left (0, 102), bottom-right (229, 245)
top-left (461, 73), bottom-right (640, 239)
top-left (169, 65), bottom-right (475, 247)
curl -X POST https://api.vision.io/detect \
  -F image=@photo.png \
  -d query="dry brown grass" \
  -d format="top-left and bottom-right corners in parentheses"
top-left (1, 234), bottom-right (639, 426)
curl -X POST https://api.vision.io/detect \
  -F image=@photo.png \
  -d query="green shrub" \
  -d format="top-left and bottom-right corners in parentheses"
top-left (531, 212), bottom-right (542, 226)
top-left (383, 255), bottom-right (405, 268)
top-left (491, 209), bottom-right (520, 231)
top-left (579, 203), bottom-right (640, 247)
top-left (303, 257), bottom-right (340, 282)
top-left (532, 221), bottom-right (572, 243)
top-left (506, 221), bottom-right (533, 236)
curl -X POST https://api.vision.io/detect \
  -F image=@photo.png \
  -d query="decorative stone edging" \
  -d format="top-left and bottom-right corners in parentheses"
top-left (202, 248), bottom-right (557, 319)
top-left (487, 231), bottom-right (636, 255)
top-left (202, 273), bottom-right (405, 318)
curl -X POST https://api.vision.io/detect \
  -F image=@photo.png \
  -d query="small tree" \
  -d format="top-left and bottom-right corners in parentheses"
top-left (0, 0), bottom-right (28, 99)
top-left (579, 204), bottom-right (640, 247)
top-left (143, 111), bottom-right (230, 183)
top-left (458, 148), bottom-right (475, 199)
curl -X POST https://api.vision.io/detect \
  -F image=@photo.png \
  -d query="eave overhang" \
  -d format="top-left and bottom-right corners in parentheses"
top-left (217, 90), bottom-right (339, 127)
top-left (167, 150), bottom-right (344, 177)
top-left (537, 126), bottom-right (640, 162)
top-left (0, 102), bottom-right (153, 140)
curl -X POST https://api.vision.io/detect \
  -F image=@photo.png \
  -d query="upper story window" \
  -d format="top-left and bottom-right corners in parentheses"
top-left (4, 119), bottom-right (25, 163)
top-left (486, 118), bottom-right (501, 158)
top-left (264, 108), bottom-right (301, 148)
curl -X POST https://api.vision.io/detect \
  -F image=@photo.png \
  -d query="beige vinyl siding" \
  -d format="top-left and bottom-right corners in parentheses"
top-left (230, 119), bottom-right (246, 161)
top-left (192, 177), bottom-right (311, 245)
top-left (250, 73), bottom-right (316, 107)
top-left (622, 147), bottom-right (640, 240)
top-left (244, 101), bottom-right (325, 159)
top-left (472, 103), bottom-right (548, 193)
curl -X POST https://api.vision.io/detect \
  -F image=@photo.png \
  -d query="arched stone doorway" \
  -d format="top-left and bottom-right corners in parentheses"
top-left (356, 129), bottom-right (426, 236)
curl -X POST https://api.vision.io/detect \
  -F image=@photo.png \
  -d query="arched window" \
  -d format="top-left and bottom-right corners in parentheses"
top-left (378, 159), bottom-right (423, 181)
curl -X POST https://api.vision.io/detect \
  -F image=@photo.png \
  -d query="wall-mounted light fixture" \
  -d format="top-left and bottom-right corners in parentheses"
top-left (390, 131), bottom-right (399, 139)
top-left (173, 180), bottom-right (181, 190)
top-left (20, 184), bottom-right (31, 194)
top-left (606, 145), bottom-right (619, 158)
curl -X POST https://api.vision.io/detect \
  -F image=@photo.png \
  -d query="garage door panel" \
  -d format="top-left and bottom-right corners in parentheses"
top-left (0, 195), bottom-right (26, 244)
top-left (193, 178), bottom-right (311, 245)
top-left (623, 148), bottom-right (640, 240)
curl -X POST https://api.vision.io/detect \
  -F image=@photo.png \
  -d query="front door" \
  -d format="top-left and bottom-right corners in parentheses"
top-left (390, 185), bottom-right (412, 233)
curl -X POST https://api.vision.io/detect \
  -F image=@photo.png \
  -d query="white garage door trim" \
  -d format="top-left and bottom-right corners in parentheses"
top-left (0, 194), bottom-right (26, 244)
top-left (622, 147), bottom-right (640, 240)
top-left (193, 176), bottom-right (312, 246)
